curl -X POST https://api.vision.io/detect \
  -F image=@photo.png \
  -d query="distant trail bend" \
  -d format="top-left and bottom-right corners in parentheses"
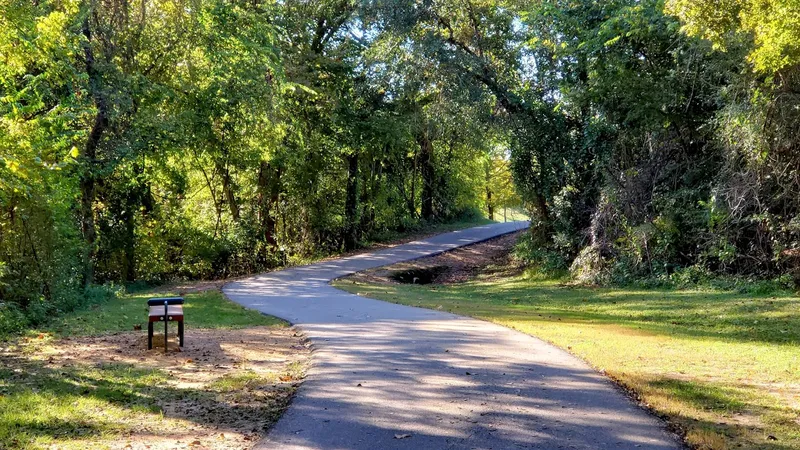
top-left (224, 222), bottom-right (682, 450)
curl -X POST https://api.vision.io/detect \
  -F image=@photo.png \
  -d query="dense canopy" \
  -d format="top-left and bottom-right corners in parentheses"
top-left (2, 0), bottom-right (800, 332)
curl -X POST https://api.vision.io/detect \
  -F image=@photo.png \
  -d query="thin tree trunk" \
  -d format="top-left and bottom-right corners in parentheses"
top-left (122, 163), bottom-right (144, 283)
top-left (487, 187), bottom-right (494, 220)
top-left (485, 161), bottom-right (494, 220)
top-left (531, 192), bottom-right (552, 244)
top-left (409, 149), bottom-right (418, 217)
top-left (267, 171), bottom-right (280, 247)
top-left (344, 152), bottom-right (359, 251)
top-left (216, 157), bottom-right (239, 222)
top-left (418, 132), bottom-right (435, 221)
top-left (123, 199), bottom-right (136, 282)
top-left (80, 15), bottom-right (108, 289)
top-left (257, 160), bottom-right (280, 247)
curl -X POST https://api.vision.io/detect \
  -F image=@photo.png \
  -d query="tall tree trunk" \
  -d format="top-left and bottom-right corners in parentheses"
top-left (257, 161), bottom-right (280, 247)
top-left (408, 151), bottom-right (418, 217)
top-left (79, 170), bottom-right (97, 289)
top-left (531, 192), bottom-right (552, 244)
top-left (122, 164), bottom-right (145, 284)
top-left (418, 132), bottom-right (435, 221)
top-left (359, 158), bottom-right (378, 234)
top-left (267, 172), bottom-right (280, 247)
top-left (80, 16), bottom-right (108, 289)
top-left (123, 198), bottom-right (136, 283)
top-left (216, 157), bottom-right (240, 221)
top-left (486, 187), bottom-right (494, 220)
top-left (344, 152), bottom-right (359, 251)
top-left (485, 161), bottom-right (494, 220)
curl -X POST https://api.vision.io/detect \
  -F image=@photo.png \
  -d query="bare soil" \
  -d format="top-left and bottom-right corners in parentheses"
top-left (342, 231), bottom-right (525, 285)
top-left (2, 326), bottom-right (311, 450)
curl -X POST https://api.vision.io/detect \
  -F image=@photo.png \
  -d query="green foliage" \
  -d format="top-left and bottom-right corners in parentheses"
top-left (1, 0), bottom-right (505, 329)
top-left (513, 232), bottom-right (569, 276)
top-left (5, 0), bottom-right (800, 332)
top-left (502, 0), bottom-right (800, 286)
top-left (667, 0), bottom-right (800, 73)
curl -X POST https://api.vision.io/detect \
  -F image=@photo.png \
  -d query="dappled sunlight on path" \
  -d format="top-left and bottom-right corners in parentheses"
top-left (224, 222), bottom-right (682, 449)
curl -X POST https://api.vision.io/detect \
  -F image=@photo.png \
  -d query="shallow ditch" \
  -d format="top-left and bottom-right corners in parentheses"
top-left (389, 265), bottom-right (449, 284)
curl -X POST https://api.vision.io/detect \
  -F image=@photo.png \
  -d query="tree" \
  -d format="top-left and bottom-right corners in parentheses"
top-left (485, 151), bottom-right (521, 221)
top-left (667, 0), bottom-right (800, 74)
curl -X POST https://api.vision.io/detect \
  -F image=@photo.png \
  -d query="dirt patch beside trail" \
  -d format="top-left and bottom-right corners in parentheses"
top-left (342, 230), bottom-right (525, 285)
top-left (2, 326), bottom-right (310, 450)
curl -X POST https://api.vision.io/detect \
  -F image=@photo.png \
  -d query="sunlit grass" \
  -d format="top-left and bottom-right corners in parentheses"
top-left (39, 290), bottom-right (285, 338)
top-left (0, 363), bottom-right (168, 449)
top-left (491, 207), bottom-right (529, 222)
top-left (333, 271), bottom-right (800, 450)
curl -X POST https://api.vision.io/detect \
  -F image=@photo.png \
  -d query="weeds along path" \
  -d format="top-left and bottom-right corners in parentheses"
top-left (224, 222), bottom-right (682, 450)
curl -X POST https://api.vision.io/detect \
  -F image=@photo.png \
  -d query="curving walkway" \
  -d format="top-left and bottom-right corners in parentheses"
top-left (223, 222), bottom-right (682, 450)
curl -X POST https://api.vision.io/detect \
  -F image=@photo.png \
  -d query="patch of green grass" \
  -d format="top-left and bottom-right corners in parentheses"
top-left (39, 290), bottom-right (285, 338)
top-left (0, 361), bottom-right (169, 449)
top-left (491, 208), bottom-right (529, 223)
top-left (0, 354), bottom-right (303, 449)
top-left (210, 371), bottom-right (271, 392)
top-left (0, 288), bottom-right (291, 449)
top-left (333, 270), bottom-right (800, 450)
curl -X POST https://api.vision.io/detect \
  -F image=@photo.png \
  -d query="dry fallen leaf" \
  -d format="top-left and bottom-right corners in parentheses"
top-left (394, 433), bottom-right (412, 439)
top-left (190, 440), bottom-right (202, 446)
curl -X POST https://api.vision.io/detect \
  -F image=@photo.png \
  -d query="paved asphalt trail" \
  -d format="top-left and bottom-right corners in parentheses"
top-left (224, 222), bottom-right (682, 450)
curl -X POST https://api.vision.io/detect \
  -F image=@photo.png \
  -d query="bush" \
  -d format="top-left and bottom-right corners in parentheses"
top-left (569, 246), bottom-right (609, 284)
top-left (0, 302), bottom-right (28, 337)
top-left (514, 233), bottom-right (569, 276)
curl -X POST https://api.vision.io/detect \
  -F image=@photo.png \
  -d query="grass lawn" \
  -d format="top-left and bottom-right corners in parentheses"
top-left (44, 289), bottom-right (285, 337)
top-left (0, 290), bottom-right (302, 450)
top-left (333, 272), bottom-right (800, 450)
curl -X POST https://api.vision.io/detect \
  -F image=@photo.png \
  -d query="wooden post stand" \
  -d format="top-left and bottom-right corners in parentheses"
top-left (147, 297), bottom-right (185, 352)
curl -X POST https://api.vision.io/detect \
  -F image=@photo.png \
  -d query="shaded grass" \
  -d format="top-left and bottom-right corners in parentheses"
top-left (38, 290), bottom-right (285, 338)
top-left (0, 357), bottom-right (298, 450)
top-left (0, 361), bottom-right (168, 448)
top-left (0, 289), bottom-right (294, 449)
top-left (333, 271), bottom-right (800, 450)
